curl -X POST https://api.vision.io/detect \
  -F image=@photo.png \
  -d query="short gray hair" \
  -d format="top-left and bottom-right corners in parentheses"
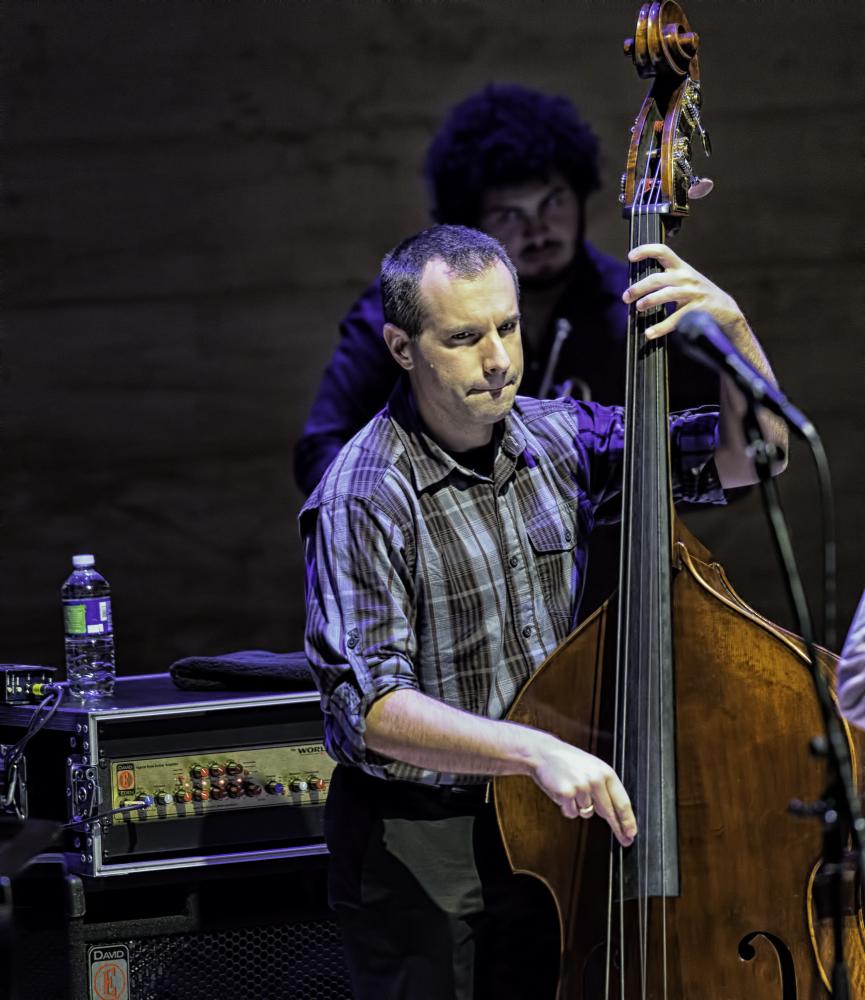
top-left (381, 224), bottom-right (519, 339)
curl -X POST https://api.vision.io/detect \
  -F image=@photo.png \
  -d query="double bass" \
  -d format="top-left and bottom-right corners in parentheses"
top-left (494, 3), bottom-right (864, 996)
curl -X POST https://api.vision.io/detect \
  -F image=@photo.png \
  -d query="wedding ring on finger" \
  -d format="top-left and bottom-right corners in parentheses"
top-left (578, 803), bottom-right (595, 818)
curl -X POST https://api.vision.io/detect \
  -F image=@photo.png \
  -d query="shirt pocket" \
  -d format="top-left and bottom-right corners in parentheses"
top-left (523, 503), bottom-right (582, 638)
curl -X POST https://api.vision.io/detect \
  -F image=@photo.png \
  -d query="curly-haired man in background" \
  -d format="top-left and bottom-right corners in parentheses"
top-left (294, 83), bottom-right (718, 500)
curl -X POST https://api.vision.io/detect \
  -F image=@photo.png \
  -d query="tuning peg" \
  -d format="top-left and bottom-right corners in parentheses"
top-left (696, 123), bottom-right (712, 157)
top-left (682, 79), bottom-right (712, 157)
top-left (688, 176), bottom-right (714, 200)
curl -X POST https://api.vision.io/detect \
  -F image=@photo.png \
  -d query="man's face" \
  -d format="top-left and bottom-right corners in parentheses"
top-left (386, 259), bottom-right (523, 453)
top-left (478, 172), bottom-right (582, 286)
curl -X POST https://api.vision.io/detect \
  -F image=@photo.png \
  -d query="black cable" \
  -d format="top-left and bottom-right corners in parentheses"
top-left (4, 685), bottom-right (67, 768)
top-left (62, 798), bottom-right (154, 831)
top-left (803, 425), bottom-right (837, 650)
top-left (0, 684), bottom-right (150, 831)
top-left (1, 686), bottom-right (68, 818)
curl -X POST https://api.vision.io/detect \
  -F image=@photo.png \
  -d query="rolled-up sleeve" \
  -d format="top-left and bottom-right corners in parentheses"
top-left (301, 494), bottom-right (419, 773)
top-left (576, 402), bottom-right (725, 525)
top-left (669, 406), bottom-right (726, 505)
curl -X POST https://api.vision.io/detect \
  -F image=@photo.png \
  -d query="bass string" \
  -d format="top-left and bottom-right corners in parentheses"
top-left (638, 142), bottom-right (668, 1000)
top-left (604, 143), bottom-right (648, 1000)
top-left (633, 169), bottom-right (650, 995)
top-left (605, 152), bottom-right (649, 1000)
top-left (648, 143), bottom-right (671, 1000)
top-left (604, 133), bottom-right (631, 1000)
top-left (604, 159), bottom-right (638, 1000)
top-left (606, 123), bottom-right (670, 1000)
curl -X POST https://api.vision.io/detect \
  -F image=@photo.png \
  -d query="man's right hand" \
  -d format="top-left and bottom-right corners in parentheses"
top-left (364, 689), bottom-right (637, 847)
top-left (531, 737), bottom-right (637, 847)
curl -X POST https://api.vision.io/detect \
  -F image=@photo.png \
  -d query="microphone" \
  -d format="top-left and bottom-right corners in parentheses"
top-left (675, 311), bottom-right (814, 438)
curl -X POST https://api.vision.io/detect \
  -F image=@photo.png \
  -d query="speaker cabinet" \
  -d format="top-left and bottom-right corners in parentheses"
top-left (9, 855), bottom-right (352, 1000)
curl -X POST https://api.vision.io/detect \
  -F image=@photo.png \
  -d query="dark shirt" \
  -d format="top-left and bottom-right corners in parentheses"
top-left (293, 243), bottom-right (720, 496)
top-left (300, 379), bottom-right (725, 784)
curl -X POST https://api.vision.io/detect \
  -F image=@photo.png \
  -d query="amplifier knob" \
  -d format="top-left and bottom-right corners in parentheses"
top-left (190, 765), bottom-right (208, 779)
top-left (289, 779), bottom-right (309, 794)
top-left (265, 781), bottom-right (286, 796)
top-left (210, 786), bottom-right (227, 800)
top-left (227, 783), bottom-right (244, 798)
top-left (193, 789), bottom-right (210, 802)
top-left (244, 781), bottom-right (263, 797)
top-left (154, 792), bottom-right (174, 806)
top-left (174, 789), bottom-right (192, 804)
top-left (209, 763), bottom-right (225, 777)
top-left (226, 761), bottom-right (243, 775)
top-left (307, 777), bottom-right (326, 792)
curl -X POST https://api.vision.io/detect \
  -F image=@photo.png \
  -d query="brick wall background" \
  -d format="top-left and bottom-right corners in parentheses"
top-left (2, 0), bottom-right (861, 675)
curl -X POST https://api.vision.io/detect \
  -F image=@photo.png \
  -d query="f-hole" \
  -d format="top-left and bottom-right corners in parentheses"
top-left (738, 931), bottom-right (798, 999)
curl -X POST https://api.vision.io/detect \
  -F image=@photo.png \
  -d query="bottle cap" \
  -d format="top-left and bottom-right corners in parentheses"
top-left (72, 554), bottom-right (95, 568)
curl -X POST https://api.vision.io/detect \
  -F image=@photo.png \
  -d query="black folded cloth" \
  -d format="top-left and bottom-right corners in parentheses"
top-left (170, 650), bottom-right (316, 692)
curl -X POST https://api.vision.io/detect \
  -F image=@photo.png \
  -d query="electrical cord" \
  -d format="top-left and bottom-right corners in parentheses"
top-left (0, 684), bottom-right (68, 819)
top-left (62, 797), bottom-right (154, 831)
top-left (803, 424), bottom-right (837, 650)
top-left (8, 684), bottom-right (67, 762)
top-left (0, 683), bottom-right (150, 830)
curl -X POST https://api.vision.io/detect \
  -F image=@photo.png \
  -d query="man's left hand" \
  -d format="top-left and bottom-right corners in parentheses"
top-left (623, 243), bottom-right (749, 343)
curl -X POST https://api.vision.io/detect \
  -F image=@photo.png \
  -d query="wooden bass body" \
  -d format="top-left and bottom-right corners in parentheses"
top-left (495, 524), bottom-right (864, 998)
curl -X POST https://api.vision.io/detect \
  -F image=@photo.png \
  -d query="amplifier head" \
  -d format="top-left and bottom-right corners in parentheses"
top-left (0, 674), bottom-right (333, 877)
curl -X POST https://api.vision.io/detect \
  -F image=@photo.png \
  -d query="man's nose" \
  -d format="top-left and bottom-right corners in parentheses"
top-left (482, 333), bottom-right (511, 375)
top-left (522, 210), bottom-right (547, 237)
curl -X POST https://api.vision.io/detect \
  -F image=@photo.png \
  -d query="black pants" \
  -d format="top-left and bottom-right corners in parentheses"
top-left (325, 766), bottom-right (561, 1000)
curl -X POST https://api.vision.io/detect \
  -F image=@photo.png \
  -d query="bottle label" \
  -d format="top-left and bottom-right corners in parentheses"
top-left (63, 597), bottom-right (113, 636)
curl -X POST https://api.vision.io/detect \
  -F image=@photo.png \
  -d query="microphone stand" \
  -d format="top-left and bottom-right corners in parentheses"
top-left (741, 403), bottom-right (865, 999)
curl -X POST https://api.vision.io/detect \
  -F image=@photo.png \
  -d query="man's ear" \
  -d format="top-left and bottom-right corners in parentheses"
top-left (383, 323), bottom-right (415, 371)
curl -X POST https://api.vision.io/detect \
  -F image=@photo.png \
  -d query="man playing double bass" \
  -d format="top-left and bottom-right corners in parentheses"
top-left (301, 224), bottom-right (787, 1000)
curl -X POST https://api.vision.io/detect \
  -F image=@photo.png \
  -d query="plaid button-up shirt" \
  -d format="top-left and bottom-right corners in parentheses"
top-left (300, 380), bottom-right (725, 785)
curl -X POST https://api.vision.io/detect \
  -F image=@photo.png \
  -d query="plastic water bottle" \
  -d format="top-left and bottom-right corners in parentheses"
top-left (61, 554), bottom-right (116, 699)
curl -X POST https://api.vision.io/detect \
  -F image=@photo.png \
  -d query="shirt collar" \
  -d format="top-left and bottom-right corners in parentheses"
top-left (387, 379), bottom-right (527, 492)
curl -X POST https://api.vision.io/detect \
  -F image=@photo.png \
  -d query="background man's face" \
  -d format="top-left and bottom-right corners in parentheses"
top-left (478, 171), bottom-right (581, 286)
